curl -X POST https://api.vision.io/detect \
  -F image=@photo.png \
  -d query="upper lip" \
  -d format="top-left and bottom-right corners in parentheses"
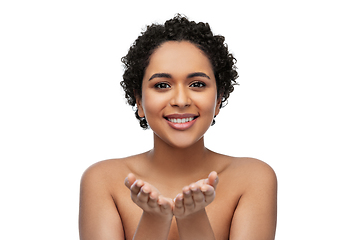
top-left (164, 113), bottom-right (198, 119)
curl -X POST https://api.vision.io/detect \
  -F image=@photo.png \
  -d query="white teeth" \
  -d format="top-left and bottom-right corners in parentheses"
top-left (168, 117), bottom-right (194, 123)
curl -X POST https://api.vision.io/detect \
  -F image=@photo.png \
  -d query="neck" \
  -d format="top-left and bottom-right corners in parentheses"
top-left (147, 133), bottom-right (212, 177)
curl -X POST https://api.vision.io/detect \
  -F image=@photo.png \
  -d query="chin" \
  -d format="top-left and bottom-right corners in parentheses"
top-left (157, 133), bottom-right (204, 149)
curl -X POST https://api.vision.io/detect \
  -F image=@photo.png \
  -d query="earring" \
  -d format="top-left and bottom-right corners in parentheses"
top-left (211, 115), bottom-right (217, 126)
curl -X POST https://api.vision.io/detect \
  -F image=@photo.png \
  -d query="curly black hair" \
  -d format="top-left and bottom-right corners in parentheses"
top-left (120, 14), bottom-right (238, 129)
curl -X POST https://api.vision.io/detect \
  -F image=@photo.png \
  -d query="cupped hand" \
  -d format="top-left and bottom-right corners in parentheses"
top-left (173, 171), bottom-right (219, 219)
top-left (125, 173), bottom-right (174, 217)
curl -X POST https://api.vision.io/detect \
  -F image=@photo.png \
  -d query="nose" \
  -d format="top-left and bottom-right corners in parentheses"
top-left (170, 85), bottom-right (191, 108)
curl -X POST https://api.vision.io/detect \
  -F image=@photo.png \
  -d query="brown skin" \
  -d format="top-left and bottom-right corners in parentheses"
top-left (79, 42), bottom-right (277, 240)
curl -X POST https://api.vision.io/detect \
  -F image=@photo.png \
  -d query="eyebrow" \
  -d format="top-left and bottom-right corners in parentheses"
top-left (148, 72), bottom-right (210, 81)
top-left (187, 72), bottom-right (210, 79)
top-left (148, 73), bottom-right (172, 81)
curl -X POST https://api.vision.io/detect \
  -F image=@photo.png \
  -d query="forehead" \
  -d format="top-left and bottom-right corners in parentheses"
top-left (145, 41), bottom-right (214, 78)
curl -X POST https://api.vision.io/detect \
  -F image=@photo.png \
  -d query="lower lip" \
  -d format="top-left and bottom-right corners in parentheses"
top-left (166, 118), bottom-right (197, 130)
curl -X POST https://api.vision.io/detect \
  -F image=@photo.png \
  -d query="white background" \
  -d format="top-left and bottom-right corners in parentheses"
top-left (1, 0), bottom-right (359, 239)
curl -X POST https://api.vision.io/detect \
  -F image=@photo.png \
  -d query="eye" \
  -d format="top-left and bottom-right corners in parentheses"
top-left (154, 82), bottom-right (171, 89)
top-left (190, 81), bottom-right (206, 88)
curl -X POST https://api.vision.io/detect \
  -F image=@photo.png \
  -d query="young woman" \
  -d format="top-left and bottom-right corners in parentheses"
top-left (79, 15), bottom-right (277, 240)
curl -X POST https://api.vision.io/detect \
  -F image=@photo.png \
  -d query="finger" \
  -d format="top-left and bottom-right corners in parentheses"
top-left (200, 185), bottom-right (215, 203)
top-left (182, 186), bottom-right (194, 209)
top-left (200, 185), bottom-right (215, 195)
top-left (173, 194), bottom-right (184, 215)
top-left (137, 183), bottom-right (151, 203)
top-left (190, 184), bottom-right (205, 204)
top-left (207, 171), bottom-right (219, 189)
top-left (130, 179), bottom-right (144, 195)
top-left (174, 194), bottom-right (184, 209)
top-left (148, 191), bottom-right (159, 208)
top-left (158, 196), bottom-right (173, 214)
top-left (124, 173), bottom-right (136, 189)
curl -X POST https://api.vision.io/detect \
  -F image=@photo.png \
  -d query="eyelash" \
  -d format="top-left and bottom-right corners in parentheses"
top-left (190, 81), bottom-right (206, 88)
top-left (154, 82), bottom-right (170, 89)
top-left (154, 81), bottom-right (206, 89)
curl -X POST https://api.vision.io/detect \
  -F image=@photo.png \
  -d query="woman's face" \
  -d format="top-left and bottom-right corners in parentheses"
top-left (137, 41), bottom-right (221, 148)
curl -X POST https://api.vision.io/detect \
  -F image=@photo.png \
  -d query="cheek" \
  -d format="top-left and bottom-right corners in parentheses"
top-left (141, 91), bottom-right (167, 117)
top-left (193, 92), bottom-right (218, 115)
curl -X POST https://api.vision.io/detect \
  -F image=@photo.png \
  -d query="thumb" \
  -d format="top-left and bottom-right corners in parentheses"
top-left (124, 173), bottom-right (136, 189)
top-left (207, 171), bottom-right (219, 190)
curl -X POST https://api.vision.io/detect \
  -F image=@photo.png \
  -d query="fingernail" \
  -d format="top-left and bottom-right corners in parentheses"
top-left (176, 194), bottom-right (183, 201)
top-left (174, 196), bottom-right (182, 202)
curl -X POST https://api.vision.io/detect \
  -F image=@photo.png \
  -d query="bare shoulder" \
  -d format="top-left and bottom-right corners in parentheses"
top-left (79, 153), bottom-right (147, 240)
top-left (212, 151), bottom-right (276, 176)
top-left (81, 158), bottom-right (127, 179)
top-left (230, 157), bottom-right (277, 181)
top-left (214, 155), bottom-right (277, 239)
top-left (212, 152), bottom-right (277, 192)
top-left (80, 153), bottom-right (147, 193)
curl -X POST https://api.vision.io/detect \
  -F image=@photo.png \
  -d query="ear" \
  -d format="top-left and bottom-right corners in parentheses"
top-left (214, 96), bottom-right (222, 117)
top-left (135, 94), bottom-right (145, 118)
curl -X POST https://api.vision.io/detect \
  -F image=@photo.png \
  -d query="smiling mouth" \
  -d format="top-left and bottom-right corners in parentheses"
top-left (164, 115), bottom-right (199, 123)
top-left (164, 115), bottom-right (199, 130)
top-left (165, 117), bottom-right (197, 123)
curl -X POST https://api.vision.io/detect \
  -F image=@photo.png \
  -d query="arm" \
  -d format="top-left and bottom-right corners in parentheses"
top-left (173, 171), bottom-right (219, 240)
top-left (230, 163), bottom-right (277, 240)
top-left (79, 164), bottom-right (124, 240)
top-left (125, 174), bottom-right (174, 240)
